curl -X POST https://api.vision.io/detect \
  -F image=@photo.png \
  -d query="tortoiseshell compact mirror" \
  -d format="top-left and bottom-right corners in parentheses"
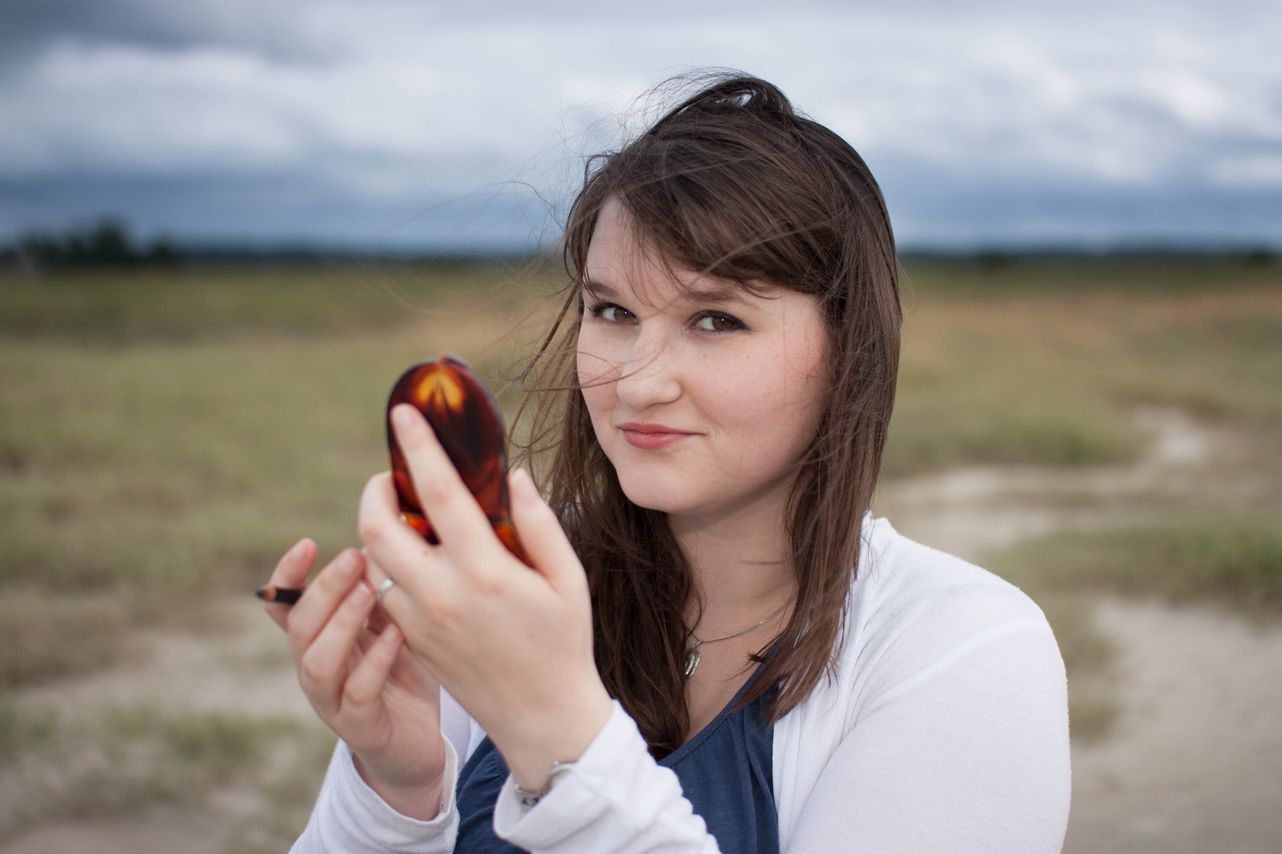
top-left (386, 354), bottom-right (529, 564)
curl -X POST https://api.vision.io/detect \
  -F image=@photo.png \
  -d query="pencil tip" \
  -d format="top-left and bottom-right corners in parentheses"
top-left (255, 586), bottom-right (273, 601)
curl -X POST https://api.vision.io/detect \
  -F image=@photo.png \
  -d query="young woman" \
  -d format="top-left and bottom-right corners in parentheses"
top-left (262, 72), bottom-right (1072, 852)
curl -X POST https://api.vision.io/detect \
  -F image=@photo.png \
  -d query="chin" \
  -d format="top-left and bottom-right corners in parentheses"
top-left (617, 482), bottom-right (687, 515)
top-left (613, 471), bottom-right (704, 516)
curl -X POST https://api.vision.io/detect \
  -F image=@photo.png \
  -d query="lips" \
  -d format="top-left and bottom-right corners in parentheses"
top-left (617, 422), bottom-right (696, 450)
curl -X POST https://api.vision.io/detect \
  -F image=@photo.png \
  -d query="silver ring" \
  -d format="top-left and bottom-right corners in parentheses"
top-left (375, 577), bottom-right (396, 602)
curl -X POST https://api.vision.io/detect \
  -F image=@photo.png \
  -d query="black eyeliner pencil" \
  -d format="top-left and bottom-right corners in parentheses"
top-left (256, 585), bottom-right (304, 606)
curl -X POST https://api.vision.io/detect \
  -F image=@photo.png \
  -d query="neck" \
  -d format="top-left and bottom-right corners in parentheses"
top-left (669, 487), bottom-right (797, 634)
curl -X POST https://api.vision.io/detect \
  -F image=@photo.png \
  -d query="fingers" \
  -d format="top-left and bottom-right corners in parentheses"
top-left (358, 472), bottom-right (448, 604)
top-left (360, 548), bottom-right (397, 635)
top-left (388, 404), bottom-right (496, 567)
top-left (262, 537), bottom-right (316, 630)
top-left (508, 468), bottom-right (585, 596)
top-left (287, 548), bottom-right (365, 659)
top-left (360, 543), bottom-right (425, 651)
top-left (342, 623), bottom-right (404, 709)
top-left (298, 577), bottom-right (377, 715)
top-left (349, 559), bottom-right (438, 699)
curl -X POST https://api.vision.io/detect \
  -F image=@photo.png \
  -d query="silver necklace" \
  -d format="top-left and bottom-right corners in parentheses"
top-left (683, 596), bottom-right (794, 679)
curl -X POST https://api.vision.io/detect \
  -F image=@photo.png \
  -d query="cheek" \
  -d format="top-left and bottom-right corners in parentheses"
top-left (698, 359), bottom-right (804, 459)
top-left (793, 350), bottom-right (831, 438)
top-left (791, 334), bottom-right (830, 410)
top-left (753, 334), bottom-right (829, 447)
top-left (576, 348), bottom-right (614, 424)
top-left (575, 325), bottom-right (612, 383)
top-left (580, 384), bottom-right (611, 424)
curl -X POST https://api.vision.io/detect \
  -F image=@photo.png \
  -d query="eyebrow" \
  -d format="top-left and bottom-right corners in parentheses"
top-left (582, 277), bottom-right (757, 307)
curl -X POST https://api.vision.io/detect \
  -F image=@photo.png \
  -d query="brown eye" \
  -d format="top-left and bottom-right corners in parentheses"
top-left (695, 312), bottom-right (744, 333)
top-left (589, 303), bottom-right (633, 323)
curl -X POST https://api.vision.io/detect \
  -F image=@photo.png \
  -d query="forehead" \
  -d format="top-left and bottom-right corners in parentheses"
top-left (583, 197), bottom-right (767, 309)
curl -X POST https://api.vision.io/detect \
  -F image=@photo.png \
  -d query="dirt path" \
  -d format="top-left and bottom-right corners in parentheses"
top-left (1067, 598), bottom-right (1282, 854)
top-left (3, 602), bottom-right (318, 854)
top-left (879, 405), bottom-right (1282, 853)
top-left (11, 598), bottom-right (311, 724)
top-left (3, 809), bottom-right (230, 854)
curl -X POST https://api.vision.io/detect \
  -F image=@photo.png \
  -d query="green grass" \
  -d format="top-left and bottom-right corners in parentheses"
top-left (884, 265), bottom-right (1282, 476)
top-left (0, 588), bottom-right (131, 689)
top-left (1034, 593), bottom-right (1121, 743)
top-left (0, 702), bottom-right (58, 760)
top-left (1, 259), bottom-right (1280, 695)
top-left (0, 262), bottom-right (565, 693)
top-left (103, 707), bottom-right (303, 785)
top-left (0, 705), bottom-right (334, 844)
top-left (0, 262), bottom-right (553, 344)
top-left (990, 514), bottom-right (1282, 621)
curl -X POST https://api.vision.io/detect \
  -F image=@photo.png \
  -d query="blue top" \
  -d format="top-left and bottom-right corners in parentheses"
top-left (455, 663), bottom-right (779, 853)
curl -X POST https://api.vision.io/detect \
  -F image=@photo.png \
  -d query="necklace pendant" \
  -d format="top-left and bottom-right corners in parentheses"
top-left (683, 647), bottom-right (702, 679)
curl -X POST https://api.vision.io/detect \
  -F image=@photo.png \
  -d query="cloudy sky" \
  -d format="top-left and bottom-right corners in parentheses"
top-left (2, 0), bottom-right (1279, 251)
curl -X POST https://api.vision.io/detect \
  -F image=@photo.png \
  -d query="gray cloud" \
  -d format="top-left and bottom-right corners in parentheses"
top-left (0, 0), bottom-right (343, 63)
top-left (2, 0), bottom-right (1278, 248)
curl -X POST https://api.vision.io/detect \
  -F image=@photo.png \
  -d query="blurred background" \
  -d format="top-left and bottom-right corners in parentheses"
top-left (1, 1), bottom-right (1279, 852)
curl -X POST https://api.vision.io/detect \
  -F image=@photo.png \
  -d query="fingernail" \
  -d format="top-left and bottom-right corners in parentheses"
top-left (290, 538), bottom-right (310, 558)
top-left (512, 468), bottom-right (536, 500)
top-left (349, 585), bottom-right (370, 607)
top-left (381, 624), bottom-right (401, 646)
top-left (393, 405), bottom-right (415, 430)
top-left (339, 550), bottom-right (360, 576)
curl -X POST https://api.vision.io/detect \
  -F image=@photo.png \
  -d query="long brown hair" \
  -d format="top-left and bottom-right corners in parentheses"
top-left (510, 70), bottom-right (902, 758)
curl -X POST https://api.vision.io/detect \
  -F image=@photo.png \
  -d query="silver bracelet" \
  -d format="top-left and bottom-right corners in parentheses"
top-left (514, 761), bottom-right (576, 808)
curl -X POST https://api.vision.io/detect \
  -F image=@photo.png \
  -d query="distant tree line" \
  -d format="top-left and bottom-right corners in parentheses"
top-left (2, 216), bottom-right (1276, 273)
top-left (900, 246), bottom-right (1279, 269)
top-left (7, 218), bottom-right (177, 269)
top-left (0, 217), bottom-right (537, 272)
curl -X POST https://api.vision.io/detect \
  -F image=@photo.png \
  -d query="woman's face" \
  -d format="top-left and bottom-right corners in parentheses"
top-left (576, 197), bottom-right (830, 523)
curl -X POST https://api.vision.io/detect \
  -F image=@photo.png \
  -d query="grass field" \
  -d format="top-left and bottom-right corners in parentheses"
top-left (2, 256), bottom-right (1280, 844)
top-left (3, 258), bottom-right (1280, 681)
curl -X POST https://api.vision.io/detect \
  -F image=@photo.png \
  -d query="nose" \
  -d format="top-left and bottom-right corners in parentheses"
top-left (614, 332), bottom-right (682, 411)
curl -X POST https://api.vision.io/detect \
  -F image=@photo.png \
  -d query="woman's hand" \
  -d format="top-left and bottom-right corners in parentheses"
top-left (357, 403), bottom-right (614, 792)
top-left (261, 538), bottom-right (447, 819)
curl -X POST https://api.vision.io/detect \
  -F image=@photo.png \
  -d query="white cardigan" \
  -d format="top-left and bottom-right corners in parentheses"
top-left (293, 514), bottom-right (1072, 852)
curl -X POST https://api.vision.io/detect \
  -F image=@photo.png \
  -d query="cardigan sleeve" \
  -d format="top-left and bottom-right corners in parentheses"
top-left (491, 700), bottom-right (722, 852)
top-left (785, 607), bottom-right (1072, 852)
top-left (290, 697), bottom-right (723, 853)
top-left (289, 737), bottom-right (461, 853)
top-left (288, 686), bottom-right (476, 853)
